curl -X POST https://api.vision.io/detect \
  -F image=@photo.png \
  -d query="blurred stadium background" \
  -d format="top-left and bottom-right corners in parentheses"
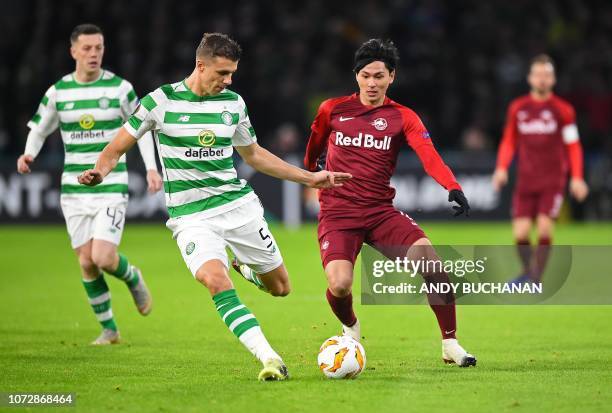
top-left (1, 0), bottom-right (611, 224)
top-left (2, 2), bottom-right (612, 412)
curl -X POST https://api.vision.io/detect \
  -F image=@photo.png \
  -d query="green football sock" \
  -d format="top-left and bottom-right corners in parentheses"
top-left (107, 253), bottom-right (140, 289)
top-left (82, 275), bottom-right (117, 331)
top-left (213, 289), bottom-right (280, 362)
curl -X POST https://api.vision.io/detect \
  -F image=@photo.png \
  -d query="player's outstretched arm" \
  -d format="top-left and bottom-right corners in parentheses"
top-left (401, 107), bottom-right (469, 216)
top-left (235, 143), bottom-right (351, 189)
top-left (409, 142), bottom-right (470, 216)
top-left (78, 127), bottom-right (138, 186)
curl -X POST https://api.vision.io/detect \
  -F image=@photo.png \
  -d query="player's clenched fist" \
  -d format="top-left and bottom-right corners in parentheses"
top-left (78, 169), bottom-right (104, 186)
top-left (309, 170), bottom-right (352, 189)
top-left (16, 154), bottom-right (34, 174)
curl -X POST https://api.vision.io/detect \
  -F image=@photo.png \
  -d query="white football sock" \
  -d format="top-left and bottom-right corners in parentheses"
top-left (239, 326), bottom-right (281, 363)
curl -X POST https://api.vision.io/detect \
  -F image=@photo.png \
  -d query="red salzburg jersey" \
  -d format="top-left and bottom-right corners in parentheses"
top-left (304, 93), bottom-right (461, 211)
top-left (496, 94), bottom-right (584, 192)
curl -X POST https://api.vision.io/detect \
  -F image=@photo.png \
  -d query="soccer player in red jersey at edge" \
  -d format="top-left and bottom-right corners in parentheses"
top-left (304, 39), bottom-right (476, 367)
top-left (492, 55), bottom-right (588, 285)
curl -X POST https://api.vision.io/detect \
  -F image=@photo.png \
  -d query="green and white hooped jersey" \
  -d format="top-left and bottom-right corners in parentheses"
top-left (124, 81), bottom-right (257, 219)
top-left (27, 70), bottom-right (139, 199)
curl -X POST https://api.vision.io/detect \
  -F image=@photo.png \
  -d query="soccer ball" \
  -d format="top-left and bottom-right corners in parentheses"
top-left (317, 335), bottom-right (366, 379)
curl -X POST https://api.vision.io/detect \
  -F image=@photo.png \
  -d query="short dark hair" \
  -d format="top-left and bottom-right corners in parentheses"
top-left (70, 24), bottom-right (103, 44)
top-left (196, 33), bottom-right (242, 61)
top-left (354, 38), bottom-right (399, 73)
top-left (530, 54), bottom-right (555, 68)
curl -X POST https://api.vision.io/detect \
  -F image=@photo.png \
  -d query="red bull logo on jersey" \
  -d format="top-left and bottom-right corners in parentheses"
top-left (517, 110), bottom-right (558, 134)
top-left (335, 131), bottom-right (391, 150)
top-left (371, 118), bottom-right (388, 131)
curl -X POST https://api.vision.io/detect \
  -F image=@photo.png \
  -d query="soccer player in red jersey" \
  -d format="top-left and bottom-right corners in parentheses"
top-left (492, 55), bottom-right (588, 285)
top-left (304, 39), bottom-right (476, 367)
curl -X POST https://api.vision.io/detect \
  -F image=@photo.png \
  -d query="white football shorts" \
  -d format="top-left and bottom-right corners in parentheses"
top-left (169, 198), bottom-right (283, 277)
top-left (61, 197), bottom-right (128, 249)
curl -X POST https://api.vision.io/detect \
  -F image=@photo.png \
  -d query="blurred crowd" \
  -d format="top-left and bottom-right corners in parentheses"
top-left (1, 0), bottom-right (612, 162)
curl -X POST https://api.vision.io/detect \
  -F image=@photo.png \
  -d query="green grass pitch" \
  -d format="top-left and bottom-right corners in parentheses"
top-left (1, 222), bottom-right (611, 412)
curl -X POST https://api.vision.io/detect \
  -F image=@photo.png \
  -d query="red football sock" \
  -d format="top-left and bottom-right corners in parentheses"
top-left (516, 239), bottom-right (532, 275)
top-left (424, 272), bottom-right (457, 339)
top-left (532, 237), bottom-right (551, 281)
top-left (326, 288), bottom-right (357, 327)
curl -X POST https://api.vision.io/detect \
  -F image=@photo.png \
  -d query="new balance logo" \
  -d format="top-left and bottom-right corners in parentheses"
top-left (178, 115), bottom-right (191, 122)
top-left (335, 131), bottom-right (391, 150)
top-left (339, 116), bottom-right (354, 122)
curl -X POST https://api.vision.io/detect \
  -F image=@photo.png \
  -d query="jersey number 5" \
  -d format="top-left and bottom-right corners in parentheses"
top-left (258, 227), bottom-right (273, 249)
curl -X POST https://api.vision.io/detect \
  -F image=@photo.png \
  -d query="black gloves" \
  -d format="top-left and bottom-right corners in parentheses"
top-left (448, 189), bottom-right (470, 217)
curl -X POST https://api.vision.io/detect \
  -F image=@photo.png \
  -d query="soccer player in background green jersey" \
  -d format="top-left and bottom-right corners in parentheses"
top-left (78, 32), bottom-right (351, 380)
top-left (16, 24), bottom-right (164, 345)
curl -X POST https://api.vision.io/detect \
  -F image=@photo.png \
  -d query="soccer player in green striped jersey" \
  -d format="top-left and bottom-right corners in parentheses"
top-left (78, 32), bottom-right (351, 380)
top-left (16, 24), bottom-right (164, 345)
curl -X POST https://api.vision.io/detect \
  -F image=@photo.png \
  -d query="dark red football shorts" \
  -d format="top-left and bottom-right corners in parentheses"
top-left (317, 205), bottom-right (426, 268)
top-left (512, 188), bottom-right (564, 219)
